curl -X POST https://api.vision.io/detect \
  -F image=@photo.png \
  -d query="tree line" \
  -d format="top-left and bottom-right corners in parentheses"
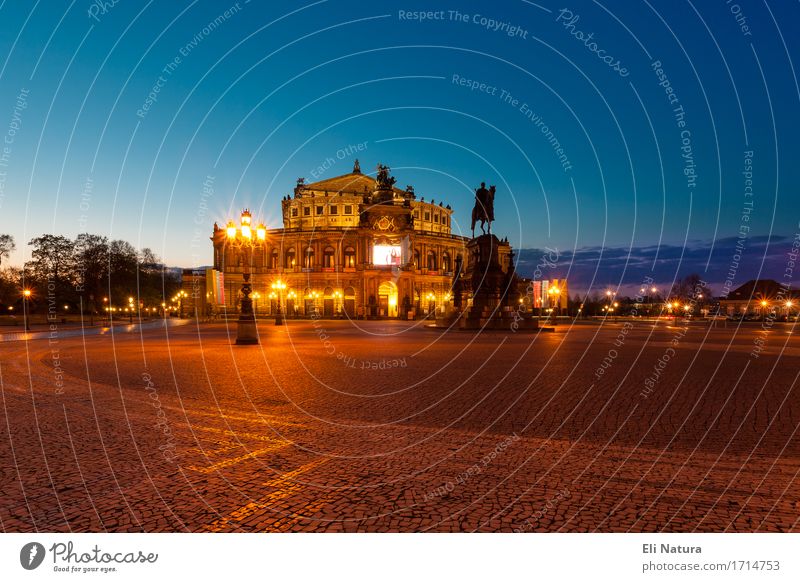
top-left (0, 233), bottom-right (180, 314)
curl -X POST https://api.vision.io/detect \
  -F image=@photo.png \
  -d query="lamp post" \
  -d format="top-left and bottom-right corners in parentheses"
top-left (271, 279), bottom-right (286, 325)
top-left (236, 272), bottom-right (259, 345)
top-left (760, 300), bottom-right (769, 322)
top-left (228, 209), bottom-right (264, 345)
top-left (548, 286), bottom-right (561, 325)
top-left (176, 290), bottom-right (188, 318)
top-left (333, 290), bottom-right (342, 318)
top-left (128, 296), bottom-right (135, 323)
top-left (22, 288), bottom-right (32, 332)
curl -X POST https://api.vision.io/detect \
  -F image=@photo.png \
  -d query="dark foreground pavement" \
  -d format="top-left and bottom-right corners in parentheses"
top-left (1, 319), bottom-right (798, 532)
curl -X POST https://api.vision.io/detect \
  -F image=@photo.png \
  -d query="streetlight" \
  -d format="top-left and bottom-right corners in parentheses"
top-left (128, 296), bottom-right (134, 323)
top-left (271, 279), bottom-right (286, 325)
top-left (229, 209), bottom-right (263, 345)
top-left (175, 290), bottom-right (188, 318)
top-left (548, 286), bottom-right (561, 324)
top-left (22, 288), bottom-right (32, 331)
top-left (760, 299), bottom-right (769, 322)
top-left (333, 290), bottom-right (342, 317)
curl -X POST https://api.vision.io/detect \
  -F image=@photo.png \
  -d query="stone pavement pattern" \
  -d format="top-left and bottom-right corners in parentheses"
top-left (1, 320), bottom-right (798, 532)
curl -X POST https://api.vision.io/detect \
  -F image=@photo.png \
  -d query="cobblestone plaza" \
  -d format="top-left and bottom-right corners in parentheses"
top-left (1, 320), bottom-right (797, 532)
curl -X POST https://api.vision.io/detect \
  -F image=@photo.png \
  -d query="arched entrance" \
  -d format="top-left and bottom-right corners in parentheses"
top-left (378, 281), bottom-right (398, 318)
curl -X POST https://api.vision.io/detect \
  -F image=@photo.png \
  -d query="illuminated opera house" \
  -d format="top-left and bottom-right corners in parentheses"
top-left (205, 161), bottom-right (482, 318)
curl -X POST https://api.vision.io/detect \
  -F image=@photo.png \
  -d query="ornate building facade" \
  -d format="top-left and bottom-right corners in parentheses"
top-left (209, 162), bottom-right (500, 318)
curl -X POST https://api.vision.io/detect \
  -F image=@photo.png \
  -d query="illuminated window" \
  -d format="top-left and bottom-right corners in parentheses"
top-left (304, 246), bottom-right (315, 268)
top-left (427, 251), bottom-right (437, 271)
top-left (442, 252), bottom-right (451, 272)
top-left (285, 248), bottom-right (296, 268)
top-left (344, 246), bottom-right (356, 268)
top-left (270, 249), bottom-right (279, 269)
top-left (323, 246), bottom-right (335, 268)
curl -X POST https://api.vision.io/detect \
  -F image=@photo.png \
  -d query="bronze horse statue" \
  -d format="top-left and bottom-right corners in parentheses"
top-left (471, 183), bottom-right (495, 236)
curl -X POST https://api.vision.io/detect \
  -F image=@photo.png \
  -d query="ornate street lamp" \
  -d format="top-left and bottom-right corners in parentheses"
top-left (22, 288), bottom-right (32, 332)
top-left (229, 209), bottom-right (263, 345)
top-left (271, 279), bottom-right (286, 325)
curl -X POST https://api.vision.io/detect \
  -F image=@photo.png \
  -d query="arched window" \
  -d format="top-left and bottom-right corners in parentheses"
top-left (344, 246), bottom-right (356, 268)
top-left (270, 249), bottom-right (279, 269)
top-left (427, 251), bottom-right (437, 271)
top-left (442, 252), bottom-right (451, 273)
top-left (323, 246), bottom-right (335, 269)
top-left (304, 246), bottom-right (315, 268)
top-left (414, 250), bottom-right (421, 270)
top-left (285, 248), bottom-right (296, 268)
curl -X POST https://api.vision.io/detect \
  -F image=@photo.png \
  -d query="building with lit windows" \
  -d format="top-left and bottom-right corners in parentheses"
top-left (207, 161), bottom-right (500, 319)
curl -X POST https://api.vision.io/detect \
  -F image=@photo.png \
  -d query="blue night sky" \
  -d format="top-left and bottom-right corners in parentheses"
top-left (0, 0), bottom-right (798, 293)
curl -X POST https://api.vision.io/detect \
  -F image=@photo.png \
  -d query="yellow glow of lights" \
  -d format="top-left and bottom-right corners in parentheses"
top-left (257, 225), bottom-right (266, 240)
top-left (226, 221), bottom-right (236, 238)
top-left (388, 297), bottom-right (397, 307)
top-left (761, 300), bottom-right (768, 307)
top-left (23, 289), bottom-right (31, 297)
top-left (241, 212), bottom-right (251, 226)
top-left (272, 280), bottom-right (286, 290)
top-left (786, 301), bottom-right (794, 308)
top-left (241, 225), bottom-right (251, 239)
top-left (613, 302), bottom-right (618, 307)
top-left (683, 305), bottom-right (691, 311)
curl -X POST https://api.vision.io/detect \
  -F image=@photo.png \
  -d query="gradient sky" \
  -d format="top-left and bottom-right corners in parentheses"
top-left (0, 0), bottom-right (798, 293)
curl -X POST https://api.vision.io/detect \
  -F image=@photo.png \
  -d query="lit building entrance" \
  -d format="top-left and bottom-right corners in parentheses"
top-left (378, 281), bottom-right (398, 318)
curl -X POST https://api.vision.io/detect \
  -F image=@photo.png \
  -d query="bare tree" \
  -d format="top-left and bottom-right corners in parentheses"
top-left (0, 234), bottom-right (15, 267)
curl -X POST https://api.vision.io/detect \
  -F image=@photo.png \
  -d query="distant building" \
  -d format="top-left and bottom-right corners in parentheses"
top-left (208, 161), bottom-right (524, 319)
top-left (718, 279), bottom-right (799, 316)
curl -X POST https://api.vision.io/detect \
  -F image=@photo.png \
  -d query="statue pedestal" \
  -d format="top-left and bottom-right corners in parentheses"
top-left (236, 313), bottom-right (259, 344)
top-left (459, 234), bottom-right (537, 331)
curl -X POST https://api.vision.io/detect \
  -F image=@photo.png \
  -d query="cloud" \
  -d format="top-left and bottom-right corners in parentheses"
top-left (516, 234), bottom-right (799, 296)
